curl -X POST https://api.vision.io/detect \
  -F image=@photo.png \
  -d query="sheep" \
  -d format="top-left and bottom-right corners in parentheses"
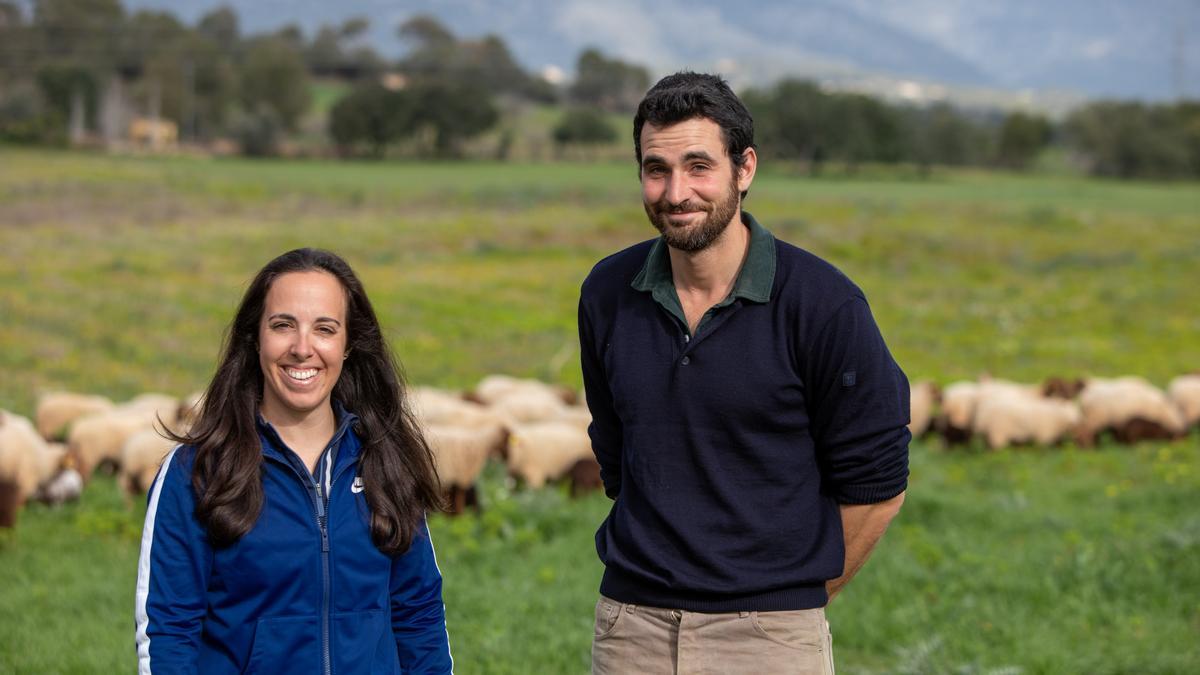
top-left (488, 388), bottom-right (568, 424)
top-left (1167, 375), bottom-right (1200, 429)
top-left (554, 406), bottom-right (594, 432)
top-left (424, 423), bottom-right (508, 514)
top-left (566, 457), bottom-right (603, 497)
top-left (468, 375), bottom-right (577, 406)
top-left (35, 392), bottom-right (115, 441)
top-left (32, 456), bottom-right (83, 507)
top-left (0, 410), bottom-right (71, 526)
top-left (118, 393), bottom-right (182, 432)
top-left (907, 380), bottom-right (940, 438)
top-left (176, 391), bottom-right (206, 429)
top-left (67, 408), bottom-right (164, 482)
top-left (505, 421), bottom-right (595, 490)
top-left (411, 387), bottom-right (509, 428)
top-left (971, 390), bottom-right (1082, 450)
top-left (1076, 376), bottom-right (1187, 446)
top-left (1042, 376), bottom-right (1086, 400)
top-left (118, 429), bottom-right (178, 497)
top-left (937, 381), bottom-right (980, 445)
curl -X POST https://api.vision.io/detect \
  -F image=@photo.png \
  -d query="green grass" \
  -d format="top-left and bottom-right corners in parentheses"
top-left (1, 147), bottom-right (1199, 673)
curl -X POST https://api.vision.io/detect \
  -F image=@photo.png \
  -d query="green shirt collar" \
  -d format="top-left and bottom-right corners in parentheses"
top-left (631, 211), bottom-right (777, 312)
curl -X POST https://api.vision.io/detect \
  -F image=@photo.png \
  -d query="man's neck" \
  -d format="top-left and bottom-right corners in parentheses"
top-left (668, 214), bottom-right (751, 301)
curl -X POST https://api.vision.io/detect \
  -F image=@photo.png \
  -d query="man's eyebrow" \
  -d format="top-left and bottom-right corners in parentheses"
top-left (641, 150), bottom-right (717, 167)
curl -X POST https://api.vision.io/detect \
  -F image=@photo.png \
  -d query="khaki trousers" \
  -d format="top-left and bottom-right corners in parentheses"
top-left (591, 595), bottom-right (835, 675)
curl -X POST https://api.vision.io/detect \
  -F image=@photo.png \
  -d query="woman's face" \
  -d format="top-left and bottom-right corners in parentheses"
top-left (257, 270), bottom-right (348, 423)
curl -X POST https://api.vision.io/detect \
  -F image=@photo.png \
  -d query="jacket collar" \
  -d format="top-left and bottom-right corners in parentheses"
top-left (256, 400), bottom-right (361, 469)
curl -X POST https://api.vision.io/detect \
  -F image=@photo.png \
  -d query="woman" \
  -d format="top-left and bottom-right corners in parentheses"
top-left (135, 248), bottom-right (451, 674)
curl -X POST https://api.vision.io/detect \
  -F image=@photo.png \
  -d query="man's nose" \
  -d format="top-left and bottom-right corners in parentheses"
top-left (665, 172), bottom-right (690, 205)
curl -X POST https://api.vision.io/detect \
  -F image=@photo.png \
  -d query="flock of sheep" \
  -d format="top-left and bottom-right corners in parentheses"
top-left (3, 371), bottom-right (1199, 529)
top-left (908, 373), bottom-right (1200, 450)
top-left (0, 375), bottom-right (600, 528)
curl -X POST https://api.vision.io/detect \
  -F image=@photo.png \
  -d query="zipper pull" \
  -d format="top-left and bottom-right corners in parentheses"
top-left (320, 519), bottom-right (330, 552)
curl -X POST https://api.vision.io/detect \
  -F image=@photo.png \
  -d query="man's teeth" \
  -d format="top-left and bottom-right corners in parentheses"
top-left (286, 368), bottom-right (317, 381)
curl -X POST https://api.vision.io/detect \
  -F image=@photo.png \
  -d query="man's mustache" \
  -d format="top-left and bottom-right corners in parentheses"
top-left (654, 200), bottom-right (710, 214)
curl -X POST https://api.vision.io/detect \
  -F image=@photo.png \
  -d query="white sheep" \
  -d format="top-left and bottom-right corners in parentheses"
top-left (176, 391), bottom-right (206, 429)
top-left (554, 405), bottom-right (593, 432)
top-left (1077, 376), bottom-right (1186, 445)
top-left (938, 381), bottom-right (980, 444)
top-left (1, 410), bottom-right (70, 526)
top-left (469, 375), bottom-right (577, 406)
top-left (488, 388), bottom-right (568, 424)
top-left (907, 380), bottom-right (939, 438)
top-left (118, 393), bottom-right (182, 432)
top-left (35, 392), bottom-right (115, 440)
top-left (505, 421), bottom-right (595, 489)
top-left (424, 423), bottom-right (507, 514)
top-left (119, 429), bottom-right (178, 496)
top-left (67, 408), bottom-right (163, 482)
top-left (971, 390), bottom-right (1082, 449)
top-left (1167, 375), bottom-right (1200, 429)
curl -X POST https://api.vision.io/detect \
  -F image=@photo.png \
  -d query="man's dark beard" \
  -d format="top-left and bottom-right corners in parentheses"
top-left (644, 178), bottom-right (740, 252)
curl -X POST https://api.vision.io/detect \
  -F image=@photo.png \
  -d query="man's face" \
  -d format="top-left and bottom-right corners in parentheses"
top-left (639, 117), bottom-right (752, 252)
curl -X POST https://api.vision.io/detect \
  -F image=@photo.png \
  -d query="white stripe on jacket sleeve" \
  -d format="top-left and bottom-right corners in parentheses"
top-left (135, 446), bottom-right (180, 675)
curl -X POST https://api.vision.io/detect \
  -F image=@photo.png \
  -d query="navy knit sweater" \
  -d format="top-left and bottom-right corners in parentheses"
top-left (578, 213), bottom-right (910, 612)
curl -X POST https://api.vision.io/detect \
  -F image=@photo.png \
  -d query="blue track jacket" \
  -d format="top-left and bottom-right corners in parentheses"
top-left (135, 412), bottom-right (453, 674)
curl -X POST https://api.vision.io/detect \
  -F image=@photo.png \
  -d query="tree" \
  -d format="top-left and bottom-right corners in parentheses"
top-left (408, 81), bottom-right (498, 157)
top-left (743, 79), bottom-right (830, 169)
top-left (306, 17), bottom-right (382, 79)
top-left (1064, 101), bottom-right (1193, 179)
top-left (553, 106), bottom-right (617, 145)
top-left (239, 36), bottom-right (311, 131)
top-left (995, 111), bottom-right (1052, 169)
top-left (569, 48), bottom-right (649, 112)
top-left (196, 5), bottom-right (239, 55)
top-left (397, 15), bottom-right (552, 102)
top-left (328, 83), bottom-right (413, 157)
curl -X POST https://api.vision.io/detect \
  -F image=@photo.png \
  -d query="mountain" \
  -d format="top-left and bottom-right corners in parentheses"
top-left (123, 0), bottom-right (1200, 101)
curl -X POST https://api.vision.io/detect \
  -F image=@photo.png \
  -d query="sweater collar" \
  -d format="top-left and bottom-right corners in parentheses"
top-left (631, 210), bottom-right (777, 306)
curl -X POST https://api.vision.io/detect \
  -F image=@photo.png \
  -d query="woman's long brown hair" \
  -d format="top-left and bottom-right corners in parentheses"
top-left (170, 248), bottom-right (442, 555)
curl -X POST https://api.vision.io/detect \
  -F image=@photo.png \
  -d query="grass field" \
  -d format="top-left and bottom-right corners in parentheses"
top-left (1, 146), bottom-right (1199, 673)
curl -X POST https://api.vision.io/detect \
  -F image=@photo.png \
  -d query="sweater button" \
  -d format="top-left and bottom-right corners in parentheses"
top-left (681, 356), bottom-right (690, 365)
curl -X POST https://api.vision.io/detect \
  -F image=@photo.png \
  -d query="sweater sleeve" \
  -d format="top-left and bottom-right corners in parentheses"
top-left (803, 295), bottom-right (910, 504)
top-left (578, 290), bottom-right (623, 499)
top-left (390, 518), bottom-right (453, 674)
top-left (135, 447), bottom-right (212, 675)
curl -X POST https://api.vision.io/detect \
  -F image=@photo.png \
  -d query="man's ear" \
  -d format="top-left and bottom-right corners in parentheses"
top-left (737, 147), bottom-right (758, 193)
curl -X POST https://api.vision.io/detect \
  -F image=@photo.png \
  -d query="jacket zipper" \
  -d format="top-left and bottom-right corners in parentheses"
top-left (262, 418), bottom-right (353, 675)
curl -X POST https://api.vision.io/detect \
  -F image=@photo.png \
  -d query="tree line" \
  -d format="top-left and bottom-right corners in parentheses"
top-left (1, 0), bottom-right (1198, 178)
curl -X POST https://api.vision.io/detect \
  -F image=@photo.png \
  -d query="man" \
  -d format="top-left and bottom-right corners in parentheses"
top-left (578, 72), bottom-right (910, 675)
